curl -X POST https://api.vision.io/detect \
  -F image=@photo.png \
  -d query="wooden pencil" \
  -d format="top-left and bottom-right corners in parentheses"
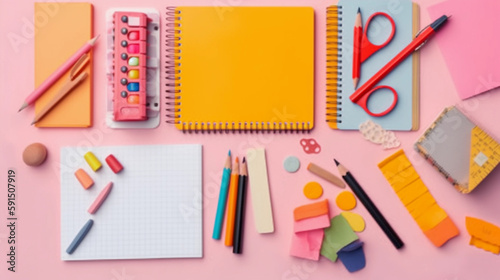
top-left (212, 150), bottom-right (232, 240)
top-left (353, 7), bottom-right (362, 89)
top-left (20, 35), bottom-right (99, 112)
top-left (335, 159), bottom-right (404, 249)
top-left (233, 157), bottom-right (248, 254)
top-left (224, 157), bottom-right (239, 246)
top-left (31, 72), bottom-right (88, 125)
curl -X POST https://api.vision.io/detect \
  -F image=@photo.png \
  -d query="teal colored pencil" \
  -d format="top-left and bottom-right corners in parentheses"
top-left (212, 150), bottom-right (232, 240)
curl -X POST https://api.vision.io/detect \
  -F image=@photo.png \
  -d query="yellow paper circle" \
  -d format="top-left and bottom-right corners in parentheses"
top-left (303, 181), bottom-right (323, 199)
top-left (341, 211), bottom-right (366, 232)
top-left (336, 191), bottom-right (357, 210)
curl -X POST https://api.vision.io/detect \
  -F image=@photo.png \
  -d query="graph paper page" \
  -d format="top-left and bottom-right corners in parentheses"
top-left (60, 144), bottom-right (202, 260)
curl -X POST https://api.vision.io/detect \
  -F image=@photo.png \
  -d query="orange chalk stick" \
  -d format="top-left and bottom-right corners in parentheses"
top-left (75, 168), bottom-right (93, 189)
top-left (294, 199), bottom-right (329, 221)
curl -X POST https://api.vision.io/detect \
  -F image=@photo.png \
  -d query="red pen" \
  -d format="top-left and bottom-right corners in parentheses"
top-left (350, 15), bottom-right (449, 105)
top-left (352, 8), bottom-right (362, 89)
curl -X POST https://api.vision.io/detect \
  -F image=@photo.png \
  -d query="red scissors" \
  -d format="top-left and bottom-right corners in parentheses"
top-left (352, 10), bottom-right (397, 117)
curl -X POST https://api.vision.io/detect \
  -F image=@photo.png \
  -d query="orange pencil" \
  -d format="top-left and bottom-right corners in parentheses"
top-left (353, 7), bottom-right (362, 89)
top-left (224, 157), bottom-right (240, 246)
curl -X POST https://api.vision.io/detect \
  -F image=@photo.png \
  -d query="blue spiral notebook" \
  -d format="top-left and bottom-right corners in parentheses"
top-left (326, 0), bottom-right (419, 130)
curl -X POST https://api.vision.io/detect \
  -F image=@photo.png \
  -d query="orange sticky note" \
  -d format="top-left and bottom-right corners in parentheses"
top-left (34, 3), bottom-right (93, 127)
top-left (423, 216), bottom-right (459, 247)
top-left (294, 199), bottom-right (329, 221)
top-left (466, 216), bottom-right (500, 254)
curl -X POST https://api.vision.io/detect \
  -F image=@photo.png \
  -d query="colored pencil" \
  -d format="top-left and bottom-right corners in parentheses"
top-left (233, 157), bottom-right (248, 254)
top-left (224, 157), bottom-right (239, 246)
top-left (212, 150), bottom-right (232, 240)
top-left (353, 7), bottom-right (362, 89)
top-left (31, 54), bottom-right (89, 125)
top-left (335, 159), bottom-right (404, 249)
top-left (350, 15), bottom-right (449, 108)
top-left (19, 35), bottom-right (99, 112)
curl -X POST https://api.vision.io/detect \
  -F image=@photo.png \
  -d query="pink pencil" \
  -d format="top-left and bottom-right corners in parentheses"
top-left (18, 35), bottom-right (99, 112)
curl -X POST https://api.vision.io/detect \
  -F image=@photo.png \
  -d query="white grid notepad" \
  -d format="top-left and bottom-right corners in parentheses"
top-left (60, 144), bottom-right (202, 260)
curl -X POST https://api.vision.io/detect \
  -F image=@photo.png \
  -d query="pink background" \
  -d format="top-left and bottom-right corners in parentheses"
top-left (1, 0), bottom-right (500, 279)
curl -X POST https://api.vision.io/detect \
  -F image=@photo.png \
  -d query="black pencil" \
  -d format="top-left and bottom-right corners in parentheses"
top-left (334, 159), bottom-right (404, 249)
top-left (233, 157), bottom-right (248, 254)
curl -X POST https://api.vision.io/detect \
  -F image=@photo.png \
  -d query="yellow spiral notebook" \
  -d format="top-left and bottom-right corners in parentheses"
top-left (165, 7), bottom-right (314, 132)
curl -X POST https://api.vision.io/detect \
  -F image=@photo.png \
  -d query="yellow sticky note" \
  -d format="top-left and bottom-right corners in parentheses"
top-left (396, 179), bottom-right (428, 206)
top-left (407, 192), bottom-right (437, 219)
top-left (415, 204), bottom-right (448, 231)
top-left (388, 166), bottom-right (420, 192)
top-left (378, 149), bottom-right (459, 247)
top-left (378, 150), bottom-right (412, 180)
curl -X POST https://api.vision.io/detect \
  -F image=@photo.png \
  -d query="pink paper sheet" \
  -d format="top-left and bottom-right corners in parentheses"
top-left (428, 0), bottom-right (500, 99)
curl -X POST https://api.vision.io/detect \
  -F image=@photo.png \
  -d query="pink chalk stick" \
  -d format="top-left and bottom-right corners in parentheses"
top-left (88, 182), bottom-right (113, 214)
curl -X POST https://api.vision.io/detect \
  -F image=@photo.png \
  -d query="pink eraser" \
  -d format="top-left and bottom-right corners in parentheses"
top-left (88, 182), bottom-right (113, 214)
top-left (105, 154), bottom-right (123, 174)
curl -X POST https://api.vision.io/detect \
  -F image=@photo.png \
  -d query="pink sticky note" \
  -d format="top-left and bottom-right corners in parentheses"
top-left (290, 229), bottom-right (324, 260)
top-left (294, 214), bottom-right (331, 233)
top-left (428, 0), bottom-right (500, 99)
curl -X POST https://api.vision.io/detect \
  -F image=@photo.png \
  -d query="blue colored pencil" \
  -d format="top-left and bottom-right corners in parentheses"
top-left (212, 150), bottom-right (232, 240)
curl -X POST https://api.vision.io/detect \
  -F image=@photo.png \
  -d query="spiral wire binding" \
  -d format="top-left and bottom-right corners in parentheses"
top-left (165, 7), bottom-right (182, 124)
top-left (169, 122), bottom-right (310, 134)
top-left (326, 6), bottom-right (343, 126)
top-left (165, 7), bottom-right (311, 133)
